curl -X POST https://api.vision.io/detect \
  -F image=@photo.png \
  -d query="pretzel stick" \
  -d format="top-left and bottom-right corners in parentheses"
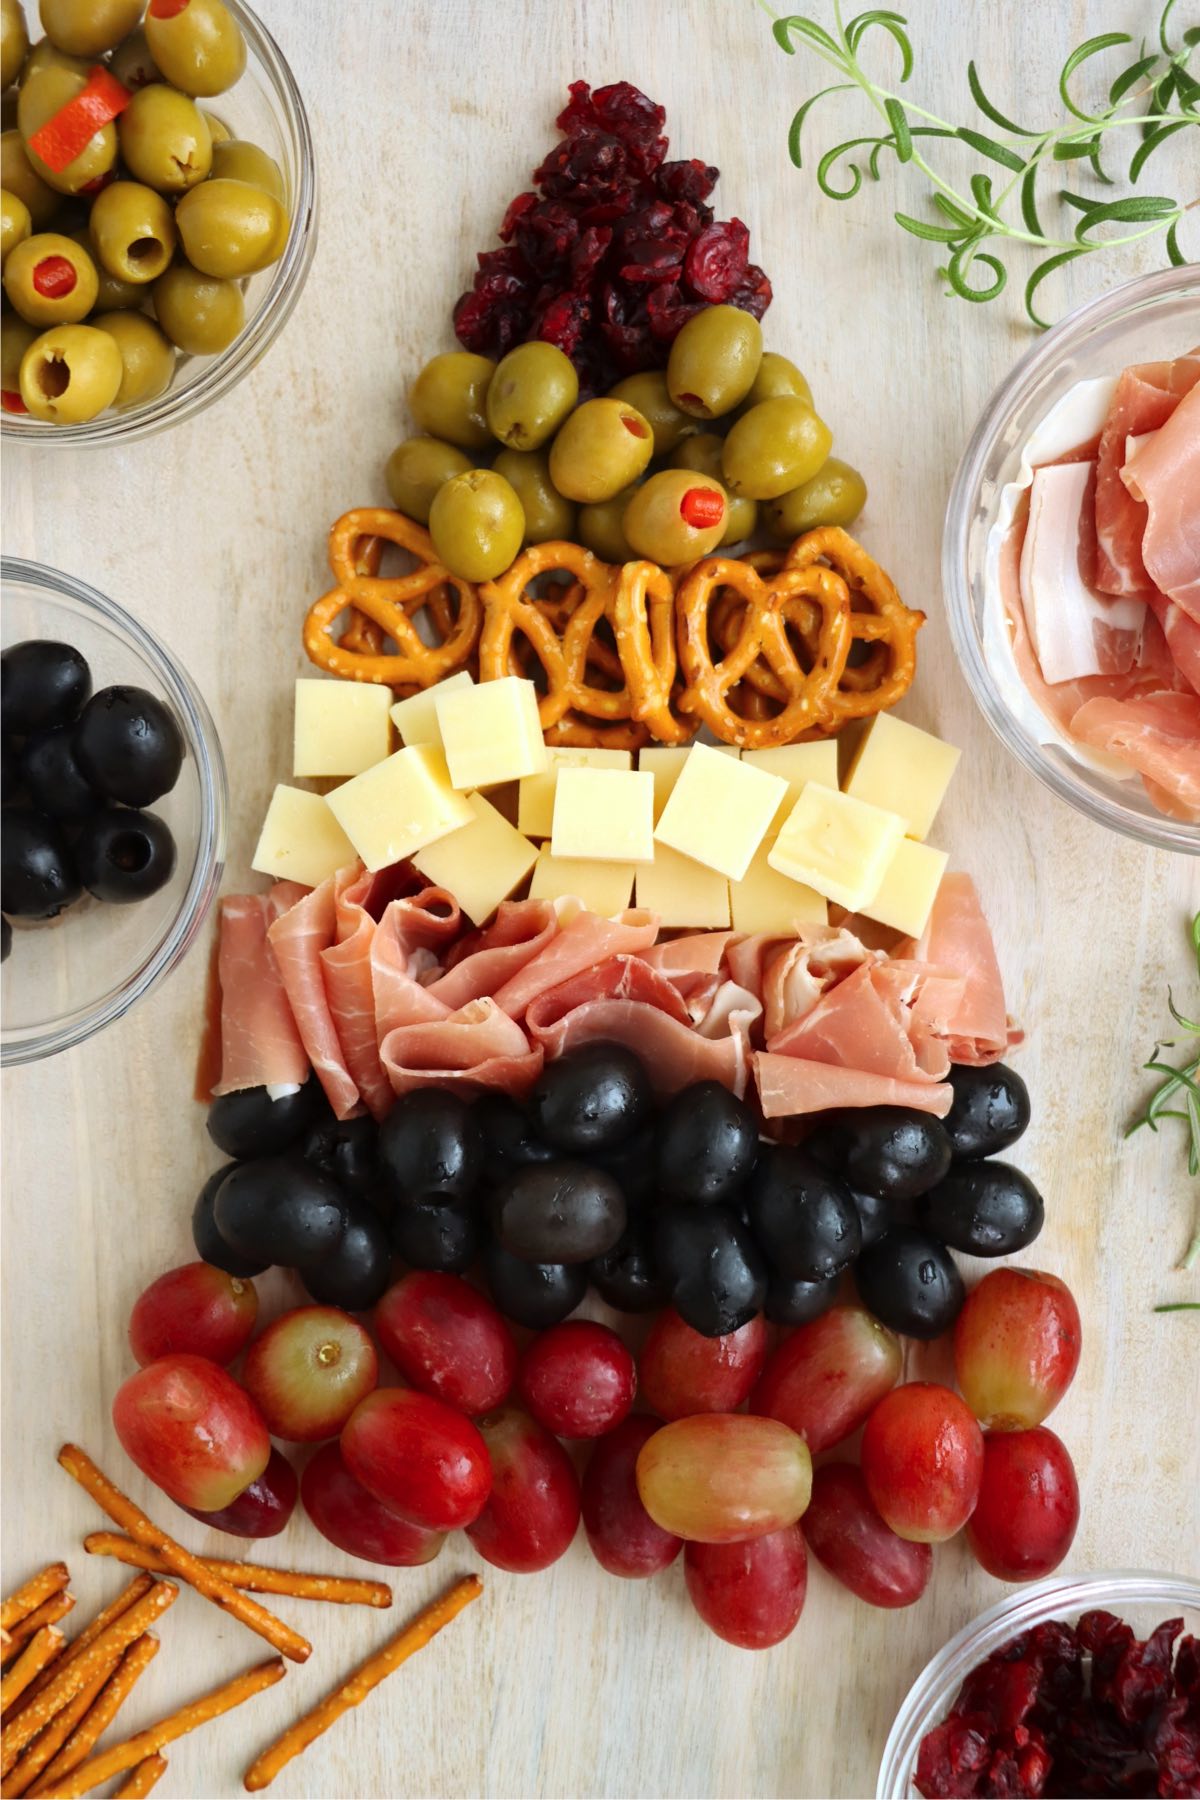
top-left (1, 1634), bottom-right (64, 1716)
top-left (85, 1536), bottom-right (392, 1609)
top-left (7, 1579), bottom-right (153, 1723)
top-left (1, 1573), bottom-right (68, 1636)
top-left (58, 1447), bottom-right (310, 1665)
top-left (243, 1575), bottom-right (483, 1792)
top-left (43, 1659), bottom-right (285, 1798)
top-left (28, 1635), bottom-right (159, 1796)
top-left (1, 1666), bottom-right (112, 1797)
top-left (115, 1754), bottom-right (167, 1797)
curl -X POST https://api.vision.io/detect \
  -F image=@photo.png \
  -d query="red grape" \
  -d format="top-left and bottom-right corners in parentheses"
top-left (684, 1525), bottom-right (807, 1649)
top-left (465, 1407), bottom-right (581, 1573)
top-left (301, 1442), bottom-right (446, 1567)
top-left (241, 1305), bottom-right (377, 1442)
top-left (112, 1353), bottom-right (270, 1512)
top-left (635, 1414), bottom-right (812, 1543)
top-left (341, 1387), bottom-right (491, 1530)
top-left (182, 1446), bottom-right (298, 1539)
top-left (128, 1261), bottom-right (258, 1367)
top-left (861, 1383), bottom-right (984, 1544)
top-left (517, 1320), bottom-right (635, 1439)
top-left (954, 1268), bottom-right (1081, 1430)
top-left (750, 1304), bottom-right (901, 1453)
top-left (966, 1427), bottom-right (1079, 1581)
top-left (581, 1415), bottom-right (681, 1578)
top-left (374, 1271), bottom-right (517, 1416)
top-left (639, 1308), bottom-right (766, 1421)
top-left (801, 1462), bottom-right (932, 1608)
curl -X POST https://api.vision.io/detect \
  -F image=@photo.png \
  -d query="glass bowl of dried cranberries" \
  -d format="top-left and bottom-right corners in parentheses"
top-left (876, 1570), bottom-right (1200, 1799)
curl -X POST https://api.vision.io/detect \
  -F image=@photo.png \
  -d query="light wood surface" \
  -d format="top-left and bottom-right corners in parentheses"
top-left (3, 3), bottom-right (1198, 1796)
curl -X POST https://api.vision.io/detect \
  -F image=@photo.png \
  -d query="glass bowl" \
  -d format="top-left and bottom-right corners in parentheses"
top-left (877, 1569), bottom-right (1200, 1799)
top-left (1, 557), bottom-right (227, 1064)
top-left (942, 266), bottom-right (1200, 854)
top-left (0, 0), bottom-right (316, 446)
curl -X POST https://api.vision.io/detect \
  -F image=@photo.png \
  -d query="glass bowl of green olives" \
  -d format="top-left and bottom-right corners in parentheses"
top-left (1, 0), bottom-right (315, 443)
top-left (1, 557), bottom-right (227, 1064)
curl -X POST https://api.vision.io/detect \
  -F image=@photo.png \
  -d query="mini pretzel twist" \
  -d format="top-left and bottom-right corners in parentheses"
top-left (780, 524), bottom-right (924, 718)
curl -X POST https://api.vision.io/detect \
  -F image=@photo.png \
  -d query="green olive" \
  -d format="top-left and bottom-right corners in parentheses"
top-left (577, 484), bottom-right (640, 563)
top-left (210, 138), bottom-right (284, 204)
top-left (16, 33), bottom-right (82, 82)
top-left (69, 227), bottom-right (139, 310)
top-left (622, 469), bottom-right (728, 565)
top-left (2, 0), bottom-right (29, 89)
top-left (548, 396), bottom-right (654, 503)
top-left (668, 432), bottom-right (757, 546)
top-left (94, 308), bottom-right (175, 406)
top-left (428, 468), bottom-right (525, 582)
top-left (108, 27), bottom-right (161, 90)
top-left (89, 180), bottom-right (175, 283)
top-left (721, 397), bottom-right (832, 500)
top-left (19, 318), bottom-right (121, 420)
top-left (491, 447), bottom-right (576, 545)
top-left (608, 370), bottom-right (698, 457)
top-left (764, 458), bottom-right (868, 541)
top-left (118, 85), bottom-right (213, 194)
top-left (1, 183), bottom-right (29, 262)
top-left (666, 303), bottom-right (762, 420)
top-left (3, 227), bottom-right (95, 322)
top-left (200, 108), bottom-right (230, 144)
top-left (408, 350), bottom-right (495, 452)
top-left (152, 257), bottom-right (243, 352)
top-left (143, 0), bottom-right (246, 98)
top-left (174, 177), bottom-right (287, 277)
top-left (38, 0), bottom-right (142, 57)
top-left (740, 350), bottom-right (813, 412)
top-left (384, 435), bottom-right (472, 523)
top-left (1, 129), bottom-right (56, 224)
top-left (485, 341), bottom-right (578, 451)
top-left (18, 62), bottom-right (118, 193)
top-left (1, 310), bottom-right (37, 396)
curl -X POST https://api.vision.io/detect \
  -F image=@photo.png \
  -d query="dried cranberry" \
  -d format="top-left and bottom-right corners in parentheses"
top-left (514, 201), bottom-right (581, 277)
top-left (556, 80), bottom-right (668, 178)
top-left (980, 1728), bottom-right (1053, 1798)
top-left (1105, 1620), bottom-right (1184, 1728)
top-left (731, 261), bottom-right (774, 320)
top-left (619, 242), bottom-right (687, 285)
top-left (532, 292), bottom-right (591, 359)
top-left (568, 225), bottom-right (612, 293)
top-left (656, 157), bottom-right (719, 207)
top-left (957, 1655), bottom-right (1043, 1735)
top-left (915, 1716), bottom-right (992, 1798)
top-left (500, 191), bottom-right (538, 241)
top-left (683, 218), bottom-right (750, 302)
top-left (1146, 1697), bottom-right (1200, 1798)
top-left (645, 282), bottom-right (704, 343)
top-left (1175, 1637), bottom-right (1200, 1702)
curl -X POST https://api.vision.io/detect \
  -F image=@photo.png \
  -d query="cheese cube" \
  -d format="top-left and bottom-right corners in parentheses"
top-left (639, 744), bottom-right (739, 823)
top-left (844, 713), bottom-right (961, 840)
top-left (528, 850), bottom-right (635, 916)
top-left (742, 742), bottom-right (839, 828)
top-left (436, 676), bottom-right (547, 790)
top-left (413, 792), bottom-right (538, 925)
top-left (390, 671), bottom-right (473, 749)
top-left (655, 742), bottom-right (786, 882)
top-left (551, 767), bottom-right (655, 863)
top-left (861, 836), bottom-right (949, 937)
top-left (636, 843), bottom-right (731, 929)
top-left (518, 747), bottom-right (633, 839)
top-left (252, 785), bottom-right (357, 889)
top-left (325, 744), bottom-right (473, 873)
top-left (293, 680), bottom-right (392, 778)
top-left (768, 786), bottom-right (906, 912)
top-left (728, 839), bottom-right (828, 934)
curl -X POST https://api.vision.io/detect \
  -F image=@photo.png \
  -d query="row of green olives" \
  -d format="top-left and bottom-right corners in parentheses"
top-left (3, 0), bottom-right (245, 100)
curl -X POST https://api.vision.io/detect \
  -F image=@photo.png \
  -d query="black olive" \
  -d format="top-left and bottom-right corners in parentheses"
top-left (0, 810), bottom-right (81, 918)
top-left (490, 1160), bottom-right (626, 1264)
top-left (378, 1089), bottom-right (484, 1201)
top-left (917, 1161), bottom-right (1044, 1257)
top-left (18, 726), bottom-right (100, 821)
top-left (1, 640), bottom-right (91, 735)
top-left (191, 1164), bottom-right (269, 1277)
top-left (765, 1270), bottom-right (841, 1328)
top-left (74, 807), bottom-right (176, 904)
top-left (593, 1120), bottom-right (658, 1207)
top-left (656, 1080), bottom-right (759, 1203)
top-left (213, 1154), bottom-right (349, 1268)
top-left (474, 1094), bottom-right (555, 1185)
top-left (589, 1217), bottom-right (669, 1313)
top-left (529, 1042), bottom-right (652, 1155)
top-left (654, 1203), bottom-right (767, 1337)
top-left (809, 1107), bottom-right (953, 1201)
top-left (854, 1225), bottom-right (964, 1339)
top-left (850, 1184), bottom-right (892, 1251)
top-left (1, 739), bottom-right (20, 806)
top-left (73, 684), bottom-right (184, 808)
top-left (390, 1196), bottom-right (482, 1274)
top-left (302, 1206), bottom-right (393, 1310)
top-left (301, 1111), bottom-right (379, 1196)
top-left (482, 1239), bottom-right (587, 1329)
top-left (944, 1063), bottom-right (1032, 1161)
top-left (746, 1145), bottom-right (862, 1281)
top-left (207, 1081), bottom-right (322, 1160)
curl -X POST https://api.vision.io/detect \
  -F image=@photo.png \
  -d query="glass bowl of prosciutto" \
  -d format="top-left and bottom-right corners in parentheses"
top-left (1, 558), bottom-right (227, 1065)
top-left (943, 266), bottom-right (1199, 850)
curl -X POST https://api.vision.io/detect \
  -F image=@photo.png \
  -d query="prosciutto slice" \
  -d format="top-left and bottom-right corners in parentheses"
top-left (641, 931), bottom-right (739, 975)
top-left (492, 907), bottom-right (659, 1019)
top-left (430, 900), bottom-right (559, 1009)
top-left (267, 875), bottom-right (359, 1118)
top-left (1122, 381), bottom-right (1200, 621)
top-left (379, 997), bottom-right (542, 1098)
top-left (898, 873), bottom-right (1013, 1065)
top-left (1094, 356), bottom-right (1200, 596)
top-left (210, 886), bottom-right (310, 1096)
top-left (1071, 692), bottom-right (1200, 822)
top-left (755, 1053), bottom-right (953, 1118)
top-left (767, 959), bottom-right (951, 1083)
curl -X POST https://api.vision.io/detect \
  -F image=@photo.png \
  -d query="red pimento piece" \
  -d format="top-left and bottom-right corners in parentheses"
top-left (27, 66), bottom-right (131, 176)
top-left (1, 392), bottom-right (28, 414)
top-left (680, 486), bottom-right (725, 530)
top-left (32, 256), bottom-right (77, 300)
top-left (149, 0), bottom-right (191, 15)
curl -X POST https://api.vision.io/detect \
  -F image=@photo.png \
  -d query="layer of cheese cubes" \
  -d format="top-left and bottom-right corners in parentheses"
top-left (844, 713), bottom-right (960, 840)
top-left (769, 786), bottom-right (906, 913)
top-left (528, 850), bottom-right (635, 916)
top-left (390, 670), bottom-right (473, 749)
top-left (655, 742), bottom-right (787, 882)
top-left (636, 842), bottom-right (731, 929)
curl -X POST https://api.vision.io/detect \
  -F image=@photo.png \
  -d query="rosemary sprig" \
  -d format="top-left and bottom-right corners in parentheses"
top-left (1127, 912), bottom-right (1200, 1272)
top-left (764, 0), bottom-right (1199, 325)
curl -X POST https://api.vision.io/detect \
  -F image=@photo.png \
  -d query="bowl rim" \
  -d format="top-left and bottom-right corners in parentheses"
top-left (1, 555), bottom-right (228, 1064)
top-left (0, 0), bottom-right (318, 447)
top-left (941, 263), bottom-right (1200, 856)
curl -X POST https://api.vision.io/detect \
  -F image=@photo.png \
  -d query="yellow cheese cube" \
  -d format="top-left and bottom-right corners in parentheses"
top-left (636, 843), bottom-right (730, 929)
top-left (728, 839), bottom-right (828, 934)
top-left (528, 850), bottom-right (635, 916)
top-left (325, 744), bottom-right (473, 873)
top-left (293, 679), bottom-right (392, 778)
top-left (742, 742), bottom-right (839, 828)
top-left (413, 791), bottom-right (538, 926)
top-left (252, 785), bottom-right (357, 889)
top-left (768, 785), bottom-right (906, 912)
top-left (551, 767), bottom-right (655, 863)
top-left (655, 741), bottom-right (786, 882)
top-left (390, 671), bottom-right (473, 749)
top-left (844, 713), bottom-right (961, 840)
top-left (518, 747), bottom-right (633, 839)
top-left (436, 676), bottom-right (547, 790)
top-left (639, 744), bottom-right (740, 823)
top-left (861, 836), bottom-right (949, 937)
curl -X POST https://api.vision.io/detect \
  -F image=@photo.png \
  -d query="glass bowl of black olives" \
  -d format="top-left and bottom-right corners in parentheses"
top-left (1, 556), bottom-right (226, 1063)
